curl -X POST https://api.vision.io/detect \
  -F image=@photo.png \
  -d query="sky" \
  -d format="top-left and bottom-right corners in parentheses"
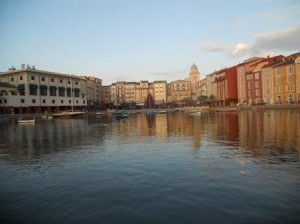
top-left (0, 0), bottom-right (299, 85)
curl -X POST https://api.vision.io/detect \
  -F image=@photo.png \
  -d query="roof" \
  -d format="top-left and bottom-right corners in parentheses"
top-left (0, 68), bottom-right (85, 80)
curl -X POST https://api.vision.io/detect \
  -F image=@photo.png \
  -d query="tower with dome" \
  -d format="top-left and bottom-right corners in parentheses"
top-left (185, 63), bottom-right (200, 100)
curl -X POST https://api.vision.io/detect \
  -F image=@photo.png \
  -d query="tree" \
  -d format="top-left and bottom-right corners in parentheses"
top-left (198, 95), bottom-right (208, 105)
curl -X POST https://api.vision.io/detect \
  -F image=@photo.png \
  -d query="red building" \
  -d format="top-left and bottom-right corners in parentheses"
top-left (214, 66), bottom-right (238, 106)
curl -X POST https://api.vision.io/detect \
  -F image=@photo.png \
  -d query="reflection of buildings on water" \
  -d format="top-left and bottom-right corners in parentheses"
top-left (0, 119), bottom-right (106, 162)
top-left (238, 109), bottom-right (300, 155)
top-left (1, 110), bottom-right (298, 163)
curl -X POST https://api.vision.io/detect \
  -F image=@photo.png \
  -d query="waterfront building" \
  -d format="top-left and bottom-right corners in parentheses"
top-left (153, 80), bottom-right (167, 106)
top-left (184, 63), bottom-right (200, 100)
top-left (169, 79), bottom-right (191, 105)
top-left (101, 85), bottom-right (111, 105)
top-left (237, 57), bottom-right (265, 105)
top-left (0, 65), bottom-right (87, 114)
top-left (124, 82), bottom-right (137, 104)
top-left (245, 56), bottom-right (284, 105)
top-left (296, 55), bottom-right (300, 103)
top-left (272, 56), bottom-right (298, 104)
top-left (214, 66), bottom-right (238, 106)
top-left (83, 76), bottom-right (102, 110)
top-left (205, 72), bottom-right (217, 105)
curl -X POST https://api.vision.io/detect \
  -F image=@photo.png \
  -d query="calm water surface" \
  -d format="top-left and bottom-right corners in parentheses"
top-left (0, 110), bottom-right (299, 224)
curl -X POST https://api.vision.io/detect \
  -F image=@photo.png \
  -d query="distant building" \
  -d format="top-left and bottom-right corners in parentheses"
top-left (169, 79), bottom-right (191, 105)
top-left (185, 63), bottom-right (200, 100)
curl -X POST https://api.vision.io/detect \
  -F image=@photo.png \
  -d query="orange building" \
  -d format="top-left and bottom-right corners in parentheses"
top-left (272, 57), bottom-right (297, 104)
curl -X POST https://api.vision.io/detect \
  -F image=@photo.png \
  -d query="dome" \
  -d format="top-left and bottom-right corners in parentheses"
top-left (191, 63), bottom-right (198, 72)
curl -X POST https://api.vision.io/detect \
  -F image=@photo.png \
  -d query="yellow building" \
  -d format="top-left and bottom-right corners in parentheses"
top-left (273, 58), bottom-right (297, 104)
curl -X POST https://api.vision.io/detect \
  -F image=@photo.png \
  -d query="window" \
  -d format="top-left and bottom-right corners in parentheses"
top-left (41, 77), bottom-right (45, 81)
top-left (247, 82), bottom-right (252, 89)
top-left (60, 79), bottom-right (63, 83)
top-left (67, 88), bottom-right (71, 97)
top-left (21, 99), bottom-right (25, 103)
top-left (40, 85), bottom-right (48, 96)
top-left (68, 81), bottom-right (71, 84)
top-left (31, 76), bottom-right (35, 80)
top-left (255, 81), bottom-right (260, 88)
top-left (11, 77), bottom-right (14, 82)
top-left (287, 75), bottom-right (292, 83)
top-left (51, 78), bottom-right (54, 82)
top-left (276, 68), bottom-right (281, 75)
top-left (254, 72), bottom-right (260, 79)
top-left (74, 88), bottom-right (80, 97)
top-left (69, 100), bottom-right (72, 104)
top-left (276, 77), bottom-right (281, 85)
top-left (20, 76), bottom-right (23, 80)
top-left (18, 84), bottom-right (25, 96)
top-left (50, 86), bottom-right (57, 96)
top-left (42, 99), bottom-right (46, 103)
top-left (52, 100), bottom-right (55, 104)
top-left (287, 65), bottom-right (292, 73)
top-left (32, 99), bottom-right (36, 103)
top-left (29, 84), bottom-right (38, 95)
top-left (59, 87), bottom-right (65, 97)
top-left (61, 100), bottom-right (63, 103)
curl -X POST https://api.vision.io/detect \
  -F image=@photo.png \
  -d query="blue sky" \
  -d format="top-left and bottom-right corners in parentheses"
top-left (0, 0), bottom-right (299, 85)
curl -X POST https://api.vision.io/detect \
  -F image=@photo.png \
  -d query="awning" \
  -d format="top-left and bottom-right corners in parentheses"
top-left (49, 86), bottom-right (57, 90)
top-left (58, 87), bottom-right (65, 90)
top-left (40, 85), bottom-right (48, 89)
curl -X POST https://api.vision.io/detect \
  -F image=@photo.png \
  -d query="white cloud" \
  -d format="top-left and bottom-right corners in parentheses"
top-left (231, 43), bottom-right (249, 57)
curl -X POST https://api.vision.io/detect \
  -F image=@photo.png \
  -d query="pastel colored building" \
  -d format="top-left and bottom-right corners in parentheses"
top-left (185, 63), bottom-right (200, 100)
top-left (169, 80), bottom-right (191, 105)
top-left (273, 57), bottom-right (297, 104)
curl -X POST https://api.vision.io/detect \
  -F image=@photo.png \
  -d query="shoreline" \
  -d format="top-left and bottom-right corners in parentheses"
top-left (1, 104), bottom-right (299, 118)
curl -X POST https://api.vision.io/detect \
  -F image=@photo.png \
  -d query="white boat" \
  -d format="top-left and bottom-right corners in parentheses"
top-left (96, 112), bottom-right (105, 115)
top-left (53, 111), bottom-right (85, 118)
top-left (18, 118), bottom-right (35, 124)
top-left (157, 110), bottom-right (167, 114)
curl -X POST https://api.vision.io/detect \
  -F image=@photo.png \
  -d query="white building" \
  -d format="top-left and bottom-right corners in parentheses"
top-left (0, 65), bottom-right (87, 114)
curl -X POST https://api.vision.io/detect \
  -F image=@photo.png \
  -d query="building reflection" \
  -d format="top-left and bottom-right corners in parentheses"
top-left (0, 109), bottom-right (299, 163)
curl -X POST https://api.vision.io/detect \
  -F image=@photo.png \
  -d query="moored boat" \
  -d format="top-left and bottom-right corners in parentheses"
top-left (53, 111), bottom-right (85, 118)
top-left (18, 118), bottom-right (35, 124)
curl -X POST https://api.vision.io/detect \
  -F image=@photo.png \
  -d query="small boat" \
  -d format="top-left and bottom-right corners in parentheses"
top-left (18, 118), bottom-right (35, 124)
top-left (113, 112), bottom-right (129, 119)
top-left (53, 111), bottom-right (85, 118)
top-left (157, 110), bottom-right (167, 114)
top-left (190, 111), bottom-right (201, 116)
top-left (96, 112), bottom-right (105, 115)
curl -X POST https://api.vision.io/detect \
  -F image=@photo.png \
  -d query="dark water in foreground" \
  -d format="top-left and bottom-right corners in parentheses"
top-left (0, 110), bottom-right (299, 224)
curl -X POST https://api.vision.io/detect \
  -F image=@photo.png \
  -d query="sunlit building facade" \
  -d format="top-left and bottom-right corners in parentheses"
top-left (0, 65), bottom-right (87, 114)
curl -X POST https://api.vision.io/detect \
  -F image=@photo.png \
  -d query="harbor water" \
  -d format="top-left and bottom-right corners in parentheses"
top-left (0, 109), bottom-right (299, 223)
